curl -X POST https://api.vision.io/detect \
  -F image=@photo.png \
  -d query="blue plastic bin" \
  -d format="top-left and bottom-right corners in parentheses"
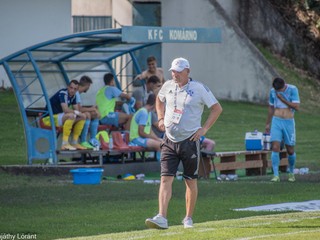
top-left (70, 168), bottom-right (104, 185)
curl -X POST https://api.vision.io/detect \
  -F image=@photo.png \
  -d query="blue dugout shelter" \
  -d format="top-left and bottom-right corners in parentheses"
top-left (0, 26), bottom-right (221, 165)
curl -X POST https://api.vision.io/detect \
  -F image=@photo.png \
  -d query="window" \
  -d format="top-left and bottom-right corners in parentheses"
top-left (73, 16), bottom-right (112, 33)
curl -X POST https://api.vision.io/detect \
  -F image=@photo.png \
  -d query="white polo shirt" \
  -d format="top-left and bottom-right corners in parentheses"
top-left (158, 79), bottom-right (218, 142)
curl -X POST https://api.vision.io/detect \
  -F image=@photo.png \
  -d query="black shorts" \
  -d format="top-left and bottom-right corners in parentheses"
top-left (160, 135), bottom-right (201, 179)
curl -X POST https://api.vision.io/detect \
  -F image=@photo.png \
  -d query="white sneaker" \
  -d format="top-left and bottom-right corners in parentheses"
top-left (145, 214), bottom-right (168, 229)
top-left (182, 217), bottom-right (193, 228)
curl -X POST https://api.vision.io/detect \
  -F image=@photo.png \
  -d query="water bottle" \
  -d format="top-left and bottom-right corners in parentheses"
top-left (109, 136), bottom-right (113, 149)
top-left (299, 167), bottom-right (309, 175)
top-left (48, 150), bottom-right (53, 164)
top-left (227, 174), bottom-right (238, 181)
top-left (263, 133), bottom-right (271, 150)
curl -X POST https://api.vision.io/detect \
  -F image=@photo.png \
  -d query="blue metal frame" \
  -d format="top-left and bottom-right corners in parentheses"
top-left (0, 28), bottom-right (158, 165)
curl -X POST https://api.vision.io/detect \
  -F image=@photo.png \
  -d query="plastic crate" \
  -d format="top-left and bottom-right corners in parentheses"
top-left (70, 168), bottom-right (104, 185)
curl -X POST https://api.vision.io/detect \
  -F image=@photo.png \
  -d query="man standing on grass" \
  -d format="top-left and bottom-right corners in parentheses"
top-left (265, 77), bottom-right (300, 182)
top-left (145, 57), bottom-right (222, 229)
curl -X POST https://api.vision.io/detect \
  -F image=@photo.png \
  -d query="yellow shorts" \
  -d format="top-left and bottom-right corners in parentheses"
top-left (42, 113), bottom-right (64, 127)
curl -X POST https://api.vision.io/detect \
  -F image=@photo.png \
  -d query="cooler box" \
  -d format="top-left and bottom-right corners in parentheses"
top-left (70, 168), bottom-right (104, 185)
top-left (245, 132), bottom-right (263, 150)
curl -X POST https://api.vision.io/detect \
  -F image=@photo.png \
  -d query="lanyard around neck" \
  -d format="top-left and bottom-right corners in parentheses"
top-left (174, 81), bottom-right (190, 110)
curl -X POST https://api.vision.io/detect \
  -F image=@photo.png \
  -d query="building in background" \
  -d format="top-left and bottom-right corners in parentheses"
top-left (0, 0), bottom-right (72, 88)
top-left (1, 0), bottom-right (277, 103)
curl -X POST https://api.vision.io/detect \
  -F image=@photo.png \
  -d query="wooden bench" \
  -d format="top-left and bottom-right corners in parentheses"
top-left (214, 151), bottom-right (268, 176)
top-left (200, 150), bottom-right (289, 179)
top-left (215, 160), bottom-right (263, 173)
top-left (56, 130), bottom-right (158, 165)
top-left (57, 148), bottom-right (150, 166)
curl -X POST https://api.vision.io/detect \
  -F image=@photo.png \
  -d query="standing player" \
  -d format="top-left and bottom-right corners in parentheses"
top-left (265, 77), bottom-right (300, 182)
top-left (134, 56), bottom-right (165, 85)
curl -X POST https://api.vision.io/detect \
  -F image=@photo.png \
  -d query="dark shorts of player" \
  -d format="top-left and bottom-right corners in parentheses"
top-left (160, 135), bottom-right (201, 180)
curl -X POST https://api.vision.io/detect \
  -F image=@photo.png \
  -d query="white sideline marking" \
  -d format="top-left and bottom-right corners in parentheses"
top-left (243, 222), bottom-right (272, 227)
top-left (161, 232), bottom-right (180, 237)
top-left (234, 200), bottom-right (320, 212)
top-left (233, 229), bottom-right (320, 240)
top-left (197, 227), bottom-right (217, 232)
top-left (280, 219), bottom-right (299, 223)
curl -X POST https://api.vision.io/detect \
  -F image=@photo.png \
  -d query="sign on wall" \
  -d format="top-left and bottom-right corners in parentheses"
top-left (122, 26), bottom-right (222, 43)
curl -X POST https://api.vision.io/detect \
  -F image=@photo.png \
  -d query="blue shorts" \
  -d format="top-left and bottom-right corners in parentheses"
top-left (270, 116), bottom-right (296, 146)
top-left (130, 137), bottom-right (148, 148)
top-left (100, 112), bottom-right (119, 127)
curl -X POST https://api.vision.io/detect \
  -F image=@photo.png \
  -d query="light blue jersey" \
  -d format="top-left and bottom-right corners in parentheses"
top-left (134, 108), bottom-right (149, 126)
top-left (75, 91), bottom-right (82, 105)
top-left (269, 84), bottom-right (300, 112)
top-left (98, 86), bottom-right (122, 127)
top-left (129, 108), bottom-right (151, 148)
top-left (105, 86), bottom-right (122, 99)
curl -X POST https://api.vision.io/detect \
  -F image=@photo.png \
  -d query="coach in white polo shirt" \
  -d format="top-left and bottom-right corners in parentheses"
top-left (145, 57), bottom-right (223, 229)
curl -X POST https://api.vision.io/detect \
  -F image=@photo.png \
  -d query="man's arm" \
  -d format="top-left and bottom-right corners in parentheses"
top-left (156, 96), bottom-right (165, 132)
top-left (79, 104), bottom-right (97, 113)
top-left (138, 125), bottom-right (161, 140)
top-left (158, 68), bottom-right (165, 84)
top-left (152, 111), bottom-right (165, 134)
top-left (61, 103), bottom-right (74, 114)
top-left (134, 70), bottom-right (148, 81)
top-left (276, 93), bottom-right (300, 111)
top-left (120, 92), bottom-right (135, 112)
top-left (190, 103), bottom-right (222, 141)
top-left (202, 103), bottom-right (223, 133)
top-left (265, 105), bottom-right (275, 134)
top-left (71, 104), bottom-right (87, 119)
top-left (78, 104), bottom-right (101, 119)
top-left (120, 92), bottom-right (131, 101)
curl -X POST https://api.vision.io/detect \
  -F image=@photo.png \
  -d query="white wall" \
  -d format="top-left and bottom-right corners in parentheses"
top-left (0, 0), bottom-right (71, 87)
top-left (72, 0), bottom-right (111, 16)
top-left (161, 0), bottom-right (277, 103)
top-left (112, 0), bottom-right (133, 27)
top-left (216, 0), bottom-right (239, 23)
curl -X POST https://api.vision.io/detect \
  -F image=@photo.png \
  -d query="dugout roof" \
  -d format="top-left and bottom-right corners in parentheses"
top-left (0, 28), bottom-right (157, 164)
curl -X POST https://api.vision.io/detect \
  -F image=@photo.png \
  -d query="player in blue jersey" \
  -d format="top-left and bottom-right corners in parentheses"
top-left (129, 94), bottom-right (162, 151)
top-left (96, 73), bottom-right (134, 131)
top-left (75, 75), bottom-right (101, 149)
top-left (43, 80), bottom-right (86, 150)
top-left (265, 77), bottom-right (300, 182)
